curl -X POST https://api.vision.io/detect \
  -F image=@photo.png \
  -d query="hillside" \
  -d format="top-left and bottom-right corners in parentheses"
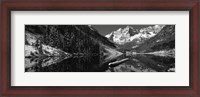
top-left (135, 25), bottom-right (175, 53)
top-left (25, 25), bottom-right (122, 71)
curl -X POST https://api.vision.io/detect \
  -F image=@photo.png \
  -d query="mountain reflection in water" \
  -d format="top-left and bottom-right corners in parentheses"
top-left (25, 54), bottom-right (175, 72)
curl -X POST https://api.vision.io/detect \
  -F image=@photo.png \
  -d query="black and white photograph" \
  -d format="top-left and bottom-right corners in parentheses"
top-left (25, 25), bottom-right (175, 72)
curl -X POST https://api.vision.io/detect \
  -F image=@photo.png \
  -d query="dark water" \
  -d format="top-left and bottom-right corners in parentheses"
top-left (25, 54), bottom-right (175, 72)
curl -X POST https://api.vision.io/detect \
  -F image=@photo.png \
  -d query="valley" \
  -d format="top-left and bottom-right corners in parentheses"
top-left (25, 25), bottom-right (175, 72)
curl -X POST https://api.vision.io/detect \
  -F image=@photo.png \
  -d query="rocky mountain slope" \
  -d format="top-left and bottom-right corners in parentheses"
top-left (134, 25), bottom-right (175, 53)
top-left (26, 25), bottom-right (117, 54)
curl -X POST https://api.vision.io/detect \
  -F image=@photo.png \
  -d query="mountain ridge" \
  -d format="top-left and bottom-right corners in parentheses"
top-left (105, 25), bottom-right (165, 49)
top-left (104, 25), bottom-right (175, 54)
top-left (135, 25), bottom-right (175, 53)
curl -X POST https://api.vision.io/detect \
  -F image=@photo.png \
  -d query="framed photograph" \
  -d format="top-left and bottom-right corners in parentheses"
top-left (0, 0), bottom-right (199, 96)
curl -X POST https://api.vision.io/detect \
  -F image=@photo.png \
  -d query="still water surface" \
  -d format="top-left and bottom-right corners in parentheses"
top-left (25, 54), bottom-right (175, 72)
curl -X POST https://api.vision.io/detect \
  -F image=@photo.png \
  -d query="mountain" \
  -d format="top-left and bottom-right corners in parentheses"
top-left (25, 25), bottom-right (123, 72)
top-left (105, 26), bottom-right (139, 45)
top-left (25, 31), bottom-right (72, 70)
top-left (134, 25), bottom-right (175, 53)
top-left (25, 31), bottom-right (71, 57)
top-left (76, 25), bottom-right (117, 48)
top-left (105, 25), bottom-right (165, 50)
top-left (25, 25), bottom-right (122, 68)
top-left (25, 25), bottom-right (118, 52)
top-left (130, 25), bottom-right (165, 44)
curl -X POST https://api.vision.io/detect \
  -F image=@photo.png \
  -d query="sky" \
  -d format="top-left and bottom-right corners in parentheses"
top-left (92, 25), bottom-right (153, 36)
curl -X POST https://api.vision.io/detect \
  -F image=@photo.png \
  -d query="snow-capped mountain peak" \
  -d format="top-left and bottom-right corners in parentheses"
top-left (105, 26), bottom-right (140, 45)
top-left (122, 26), bottom-right (133, 31)
top-left (122, 26), bottom-right (136, 35)
top-left (116, 28), bottom-right (122, 32)
top-left (105, 25), bottom-right (165, 46)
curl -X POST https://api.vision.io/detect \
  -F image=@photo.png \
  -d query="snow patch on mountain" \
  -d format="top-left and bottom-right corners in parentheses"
top-left (105, 33), bottom-right (113, 38)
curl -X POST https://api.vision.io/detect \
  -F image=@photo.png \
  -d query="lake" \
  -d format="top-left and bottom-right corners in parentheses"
top-left (25, 54), bottom-right (175, 72)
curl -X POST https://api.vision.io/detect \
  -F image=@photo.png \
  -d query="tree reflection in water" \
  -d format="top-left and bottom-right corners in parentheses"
top-left (25, 54), bottom-right (175, 72)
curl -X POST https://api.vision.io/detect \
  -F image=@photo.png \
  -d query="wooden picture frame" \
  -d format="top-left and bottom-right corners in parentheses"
top-left (0, 0), bottom-right (199, 96)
